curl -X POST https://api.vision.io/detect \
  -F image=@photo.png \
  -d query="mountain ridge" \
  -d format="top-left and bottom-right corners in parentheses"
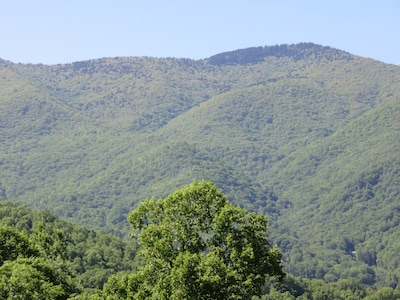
top-left (1, 43), bottom-right (400, 286)
top-left (207, 42), bottom-right (353, 65)
top-left (0, 42), bottom-right (373, 66)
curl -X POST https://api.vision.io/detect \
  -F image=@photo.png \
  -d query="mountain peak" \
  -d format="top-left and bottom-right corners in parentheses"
top-left (207, 43), bottom-right (352, 66)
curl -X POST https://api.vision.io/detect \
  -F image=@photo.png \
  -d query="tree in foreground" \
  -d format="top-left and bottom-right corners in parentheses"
top-left (102, 180), bottom-right (284, 299)
top-left (0, 225), bottom-right (81, 300)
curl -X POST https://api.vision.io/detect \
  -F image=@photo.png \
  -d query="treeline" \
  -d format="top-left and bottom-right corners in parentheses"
top-left (259, 276), bottom-right (400, 299)
top-left (2, 184), bottom-right (400, 299)
top-left (0, 201), bottom-right (138, 297)
top-left (207, 43), bottom-right (353, 65)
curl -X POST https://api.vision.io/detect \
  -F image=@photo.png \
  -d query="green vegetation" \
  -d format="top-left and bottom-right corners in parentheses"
top-left (1, 43), bottom-right (400, 296)
top-left (104, 180), bottom-right (283, 299)
top-left (257, 275), bottom-right (400, 299)
top-left (0, 201), bottom-right (137, 294)
top-left (1, 183), bottom-right (400, 299)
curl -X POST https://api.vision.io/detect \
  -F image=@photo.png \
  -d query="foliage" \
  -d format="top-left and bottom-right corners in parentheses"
top-left (0, 256), bottom-right (79, 300)
top-left (0, 226), bottom-right (38, 264)
top-left (0, 223), bottom-right (81, 299)
top-left (0, 201), bottom-right (138, 291)
top-left (1, 43), bottom-right (400, 290)
top-left (256, 275), bottom-right (400, 300)
top-left (101, 181), bottom-right (284, 299)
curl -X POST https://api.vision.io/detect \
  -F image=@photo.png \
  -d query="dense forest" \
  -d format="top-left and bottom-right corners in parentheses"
top-left (1, 43), bottom-right (400, 298)
top-left (1, 186), bottom-right (399, 299)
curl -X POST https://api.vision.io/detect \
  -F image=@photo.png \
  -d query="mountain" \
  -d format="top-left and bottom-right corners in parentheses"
top-left (1, 43), bottom-right (400, 287)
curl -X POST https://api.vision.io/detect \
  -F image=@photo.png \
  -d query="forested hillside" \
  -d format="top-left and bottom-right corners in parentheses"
top-left (0, 201), bottom-right (140, 299)
top-left (1, 43), bottom-right (400, 292)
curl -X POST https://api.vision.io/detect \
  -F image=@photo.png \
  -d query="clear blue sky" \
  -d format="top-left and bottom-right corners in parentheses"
top-left (1, 1), bottom-right (399, 65)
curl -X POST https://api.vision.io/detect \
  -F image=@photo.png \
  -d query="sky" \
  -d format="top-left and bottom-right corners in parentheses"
top-left (1, 1), bottom-right (399, 65)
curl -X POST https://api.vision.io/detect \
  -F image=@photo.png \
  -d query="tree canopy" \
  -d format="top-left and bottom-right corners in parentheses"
top-left (0, 201), bottom-right (138, 298)
top-left (102, 180), bottom-right (284, 299)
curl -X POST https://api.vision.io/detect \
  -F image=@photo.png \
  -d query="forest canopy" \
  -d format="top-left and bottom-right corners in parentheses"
top-left (101, 180), bottom-right (284, 299)
top-left (1, 184), bottom-right (400, 299)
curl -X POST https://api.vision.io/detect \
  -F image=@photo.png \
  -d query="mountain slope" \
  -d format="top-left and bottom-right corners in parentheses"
top-left (1, 43), bottom-right (400, 285)
top-left (266, 97), bottom-right (400, 285)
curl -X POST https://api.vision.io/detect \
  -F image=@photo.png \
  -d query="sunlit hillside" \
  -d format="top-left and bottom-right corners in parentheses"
top-left (1, 43), bottom-right (400, 288)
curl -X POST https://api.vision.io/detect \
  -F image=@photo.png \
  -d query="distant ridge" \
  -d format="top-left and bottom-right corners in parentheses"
top-left (0, 43), bottom-right (352, 66)
top-left (207, 42), bottom-right (352, 65)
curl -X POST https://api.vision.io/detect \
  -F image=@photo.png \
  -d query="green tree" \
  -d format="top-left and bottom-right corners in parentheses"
top-left (0, 225), bottom-right (38, 264)
top-left (0, 256), bottom-right (80, 300)
top-left (31, 219), bottom-right (68, 260)
top-left (365, 287), bottom-right (400, 300)
top-left (103, 180), bottom-right (284, 299)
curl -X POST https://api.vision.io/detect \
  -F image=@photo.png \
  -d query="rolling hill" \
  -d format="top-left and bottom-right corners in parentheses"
top-left (1, 43), bottom-right (400, 286)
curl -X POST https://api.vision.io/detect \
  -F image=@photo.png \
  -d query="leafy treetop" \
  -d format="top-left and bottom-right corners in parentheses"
top-left (102, 180), bottom-right (284, 299)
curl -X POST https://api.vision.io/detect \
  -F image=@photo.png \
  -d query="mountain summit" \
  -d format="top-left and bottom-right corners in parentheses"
top-left (207, 42), bottom-right (352, 65)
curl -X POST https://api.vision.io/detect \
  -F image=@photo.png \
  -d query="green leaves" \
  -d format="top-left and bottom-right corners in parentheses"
top-left (0, 226), bottom-right (38, 264)
top-left (0, 202), bottom-right (138, 293)
top-left (112, 180), bottom-right (284, 299)
top-left (0, 257), bottom-right (80, 300)
top-left (0, 222), bottom-right (81, 299)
